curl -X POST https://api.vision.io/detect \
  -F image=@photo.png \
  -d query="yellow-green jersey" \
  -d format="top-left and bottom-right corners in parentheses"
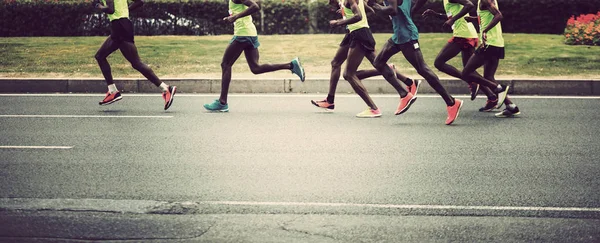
top-left (443, 0), bottom-right (477, 38)
top-left (102, 0), bottom-right (129, 21)
top-left (478, 0), bottom-right (504, 47)
top-left (342, 0), bottom-right (369, 32)
top-left (229, 0), bottom-right (257, 36)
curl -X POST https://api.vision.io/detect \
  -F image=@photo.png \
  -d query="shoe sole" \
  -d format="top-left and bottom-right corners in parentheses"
top-left (356, 114), bottom-right (382, 118)
top-left (164, 86), bottom-right (177, 110)
top-left (294, 58), bottom-right (306, 82)
top-left (470, 84), bottom-right (480, 101)
top-left (99, 95), bottom-right (122, 106)
top-left (395, 96), bottom-right (417, 115)
top-left (412, 80), bottom-right (422, 97)
top-left (311, 100), bottom-right (334, 112)
top-left (495, 111), bottom-right (520, 118)
top-left (496, 86), bottom-right (509, 108)
top-left (446, 100), bottom-right (464, 125)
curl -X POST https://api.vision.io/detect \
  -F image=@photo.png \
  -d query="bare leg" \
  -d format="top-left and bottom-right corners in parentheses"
top-left (244, 48), bottom-right (291, 74)
top-left (401, 44), bottom-right (454, 106)
top-left (344, 47), bottom-right (377, 110)
top-left (462, 53), bottom-right (500, 90)
top-left (483, 58), bottom-right (513, 105)
top-left (327, 44), bottom-right (350, 102)
top-left (119, 41), bottom-right (162, 87)
top-left (94, 37), bottom-right (120, 85)
top-left (219, 41), bottom-right (247, 105)
top-left (372, 40), bottom-right (409, 97)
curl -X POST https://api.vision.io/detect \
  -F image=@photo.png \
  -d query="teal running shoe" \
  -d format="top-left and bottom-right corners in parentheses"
top-left (204, 99), bottom-right (229, 112)
top-left (291, 57), bottom-right (305, 82)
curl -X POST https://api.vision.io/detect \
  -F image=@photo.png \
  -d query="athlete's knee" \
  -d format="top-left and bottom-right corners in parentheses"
top-left (248, 65), bottom-right (262, 74)
top-left (94, 53), bottom-right (106, 62)
top-left (331, 59), bottom-right (343, 69)
top-left (434, 58), bottom-right (446, 70)
top-left (221, 61), bottom-right (232, 70)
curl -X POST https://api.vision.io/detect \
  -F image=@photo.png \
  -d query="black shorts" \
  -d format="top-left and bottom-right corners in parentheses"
top-left (386, 38), bottom-right (421, 53)
top-left (340, 27), bottom-right (375, 52)
top-left (475, 45), bottom-right (505, 59)
top-left (110, 18), bottom-right (135, 44)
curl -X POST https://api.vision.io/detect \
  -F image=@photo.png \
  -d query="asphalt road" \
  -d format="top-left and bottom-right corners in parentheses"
top-left (0, 93), bottom-right (599, 242)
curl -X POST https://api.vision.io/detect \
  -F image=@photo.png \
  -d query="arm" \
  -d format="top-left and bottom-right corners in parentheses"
top-left (444, 0), bottom-right (474, 27)
top-left (422, 9), bottom-right (447, 20)
top-left (330, 0), bottom-right (362, 27)
top-left (364, 1), bottom-right (375, 15)
top-left (480, 0), bottom-right (503, 43)
top-left (96, 0), bottom-right (115, 14)
top-left (223, 0), bottom-right (260, 23)
top-left (129, 0), bottom-right (144, 12)
top-left (371, 0), bottom-right (399, 16)
top-left (410, 0), bottom-right (428, 17)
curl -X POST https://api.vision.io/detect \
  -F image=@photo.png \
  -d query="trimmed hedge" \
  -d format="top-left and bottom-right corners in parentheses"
top-left (1, 0), bottom-right (600, 36)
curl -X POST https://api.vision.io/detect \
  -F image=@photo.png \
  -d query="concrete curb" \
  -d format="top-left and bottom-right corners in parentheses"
top-left (1, 78), bottom-right (599, 95)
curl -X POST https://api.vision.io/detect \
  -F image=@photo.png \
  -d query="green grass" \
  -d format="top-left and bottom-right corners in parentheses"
top-left (1, 33), bottom-right (599, 79)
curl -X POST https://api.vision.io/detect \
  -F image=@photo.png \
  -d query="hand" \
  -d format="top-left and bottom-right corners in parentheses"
top-left (464, 16), bottom-right (478, 23)
top-left (422, 9), bottom-right (436, 19)
top-left (329, 19), bottom-right (340, 27)
top-left (223, 16), bottom-right (236, 23)
top-left (443, 18), bottom-right (455, 28)
top-left (482, 31), bottom-right (487, 45)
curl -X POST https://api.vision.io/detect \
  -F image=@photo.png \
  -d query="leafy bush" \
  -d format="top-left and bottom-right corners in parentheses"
top-left (1, 0), bottom-right (600, 36)
top-left (564, 12), bottom-right (600, 46)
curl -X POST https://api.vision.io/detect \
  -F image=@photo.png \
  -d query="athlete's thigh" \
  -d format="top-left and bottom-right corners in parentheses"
top-left (95, 36), bottom-right (120, 58)
top-left (222, 41), bottom-right (247, 66)
top-left (463, 52), bottom-right (486, 74)
top-left (436, 42), bottom-right (462, 64)
top-left (483, 57), bottom-right (500, 79)
top-left (332, 44), bottom-right (350, 66)
top-left (460, 46), bottom-right (475, 67)
top-left (401, 44), bottom-right (428, 71)
top-left (345, 47), bottom-right (366, 73)
top-left (118, 41), bottom-right (142, 64)
top-left (374, 39), bottom-right (401, 66)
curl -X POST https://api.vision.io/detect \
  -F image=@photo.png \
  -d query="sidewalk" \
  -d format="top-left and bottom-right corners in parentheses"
top-left (1, 77), bottom-right (600, 95)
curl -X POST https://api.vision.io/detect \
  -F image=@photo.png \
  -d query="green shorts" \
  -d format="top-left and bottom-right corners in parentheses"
top-left (230, 36), bottom-right (260, 49)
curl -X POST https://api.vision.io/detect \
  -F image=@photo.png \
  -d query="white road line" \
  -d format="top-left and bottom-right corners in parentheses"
top-left (0, 93), bottom-right (599, 99)
top-left (1, 199), bottom-right (599, 216)
top-left (0, 146), bottom-right (73, 149)
top-left (0, 115), bottom-right (173, 118)
top-left (202, 201), bottom-right (600, 212)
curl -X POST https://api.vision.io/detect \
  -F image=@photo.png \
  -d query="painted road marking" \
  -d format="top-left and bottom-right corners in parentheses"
top-left (0, 146), bottom-right (73, 149)
top-left (0, 115), bottom-right (173, 118)
top-left (1, 198), bottom-right (599, 218)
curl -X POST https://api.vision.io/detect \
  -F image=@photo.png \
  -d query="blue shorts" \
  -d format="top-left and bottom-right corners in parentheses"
top-left (229, 36), bottom-right (260, 49)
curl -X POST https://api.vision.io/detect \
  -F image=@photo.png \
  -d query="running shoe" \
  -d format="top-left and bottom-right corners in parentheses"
top-left (479, 99), bottom-right (498, 112)
top-left (409, 79), bottom-right (422, 97)
top-left (356, 108), bottom-right (382, 118)
top-left (204, 99), bottom-right (229, 112)
top-left (468, 82), bottom-right (479, 101)
top-left (291, 57), bottom-right (305, 82)
top-left (445, 99), bottom-right (463, 125)
top-left (311, 99), bottom-right (335, 111)
top-left (395, 92), bottom-right (416, 115)
top-left (99, 91), bottom-right (122, 105)
top-left (495, 84), bottom-right (509, 108)
top-left (495, 106), bottom-right (521, 118)
top-left (162, 85), bottom-right (177, 110)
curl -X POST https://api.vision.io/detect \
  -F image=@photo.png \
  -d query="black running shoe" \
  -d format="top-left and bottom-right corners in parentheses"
top-left (495, 106), bottom-right (521, 118)
top-left (479, 99), bottom-right (498, 112)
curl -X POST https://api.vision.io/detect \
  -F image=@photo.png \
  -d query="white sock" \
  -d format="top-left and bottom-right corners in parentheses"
top-left (108, 84), bottom-right (118, 93)
top-left (496, 84), bottom-right (502, 91)
top-left (159, 82), bottom-right (169, 92)
top-left (508, 103), bottom-right (517, 109)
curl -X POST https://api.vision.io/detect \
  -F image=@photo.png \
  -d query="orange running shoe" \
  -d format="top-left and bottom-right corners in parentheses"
top-left (409, 79), bottom-right (422, 97)
top-left (395, 92), bottom-right (416, 115)
top-left (311, 99), bottom-right (335, 111)
top-left (445, 99), bottom-right (463, 125)
top-left (162, 85), bottom-right (177, 110)
top-left (99, 91), bottom-right (122, 106)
